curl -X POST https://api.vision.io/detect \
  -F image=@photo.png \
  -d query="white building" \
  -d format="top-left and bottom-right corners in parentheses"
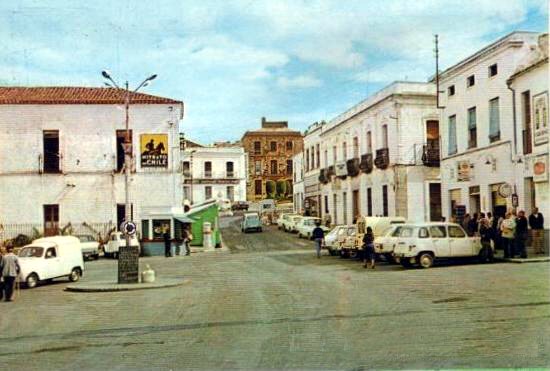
top-left (304, 81), bottom-right (440, 226)
top-left (302, 121), bottom-right (324, 216)
top-left (508, 33), bottom-right (549, 230)
top-left (181, 144), bottom-right (247, 204)
top-left (0, 87), bottom-right (183, 238)
top-left (292, 152), bottom-right (304, 213)
top-left (438, 31), bottom-right (543, 221)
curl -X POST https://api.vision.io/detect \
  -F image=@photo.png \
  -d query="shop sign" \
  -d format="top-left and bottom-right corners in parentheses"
top-left (498, 183), bottom-right (512, 198)
top-left (533, 155), bottom-right (548, 182)
top-left (140, 134), bottom-right (168, 167)
top-left (533, 92), bottom-right (549, 145)
top-left (457, 161), bottom-right (470, 182)
top-left (511, 194), bottom-right (519, 208)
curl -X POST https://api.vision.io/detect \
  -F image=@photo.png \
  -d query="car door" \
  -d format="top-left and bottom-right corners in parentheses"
top-left (428, 225), bottom-right (450, 257)
top-left (44, 246), bottom-right (63, 278)
top-left (448, 225), bottom-right (472, 256)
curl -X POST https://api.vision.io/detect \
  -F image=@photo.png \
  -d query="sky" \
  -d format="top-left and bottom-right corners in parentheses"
top-left (1, 0), bottom-right (548, 144)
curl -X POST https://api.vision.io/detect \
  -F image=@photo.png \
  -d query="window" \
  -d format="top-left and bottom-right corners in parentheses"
top-left (45, 247), bottom-right (57, 259)
top-left (254, 180), bottom-right (262, 195)
top-left (270, 160), bottom-right (278, 175)
top-left (324, 195), bottom-right (329, 214)
top-left (253, 141), bottom-right (261, 155)
top-left (467, 75), bottom-right (475, 87)
top-left (522, 90), bottom-right (532, 155)
top-left (448, 85), bottom-right (455, 96)
top-left (343, 191), bottom-right (347, 225)
top-left (311, 146), bottom-right (315, 169)
top-left (467, 107), bottom-right (477, 148)
top-left (316, 144), bottom-right (320, 168)
top-left (306, 149), bottom-right (310, 171)
top-left (255, 160), bottom-right (262, 175)
top-left (183, 186), bottom-right (190, 201)
top-left (226, 161), bottom-right (234, 177)
top-left (205, 186), bottom-right (212, 199)
top-left (204, 161), bottom-right (212, 178)
top-left (332, 146), bottom-right (337, 164)
top-left (333, 194), bottom-right (338, 225)
top-left (226, 186), bottom-right (234, 201)
top-left (286, 160), bottom-right (293, 175)
top-left (448, 115), bottom-right (457, 155)
top-left (152, 219), bottom-right (171, 239)
top-left (324, 150), bottom-right (328, 168)
top-left (286, 141), bottom-right (293, 151)
top-left (382, 185), bottom-right (388, 217)
top-left (342, 142), bottom-right (347, 161)
top-left (353, 137), bottom-right (359, 158)
top-left (393, 226), bottom-right (414, 238)
top-left (430, 226), bottom-right (447, 238)
top-left (367, 131), bottom-right (372, 153)
top-left (270, 141), bottom-right (277, 152)
top-left (43, 130), bottom-right (60, 173)
top-left (489, 63), bottom-right (498, 77)
top-left (382, 125), bottom-right (388, 148)
top-left (418, 228), bottom-right (429, 238)
top-left (448, 225), bottom-right (466, 238)
top-left (182, 161), bottom-right (190, 176)
top-left (489, 97), bottom-right (500, 142)
top-left (367, 188), bottom-right (372, 216)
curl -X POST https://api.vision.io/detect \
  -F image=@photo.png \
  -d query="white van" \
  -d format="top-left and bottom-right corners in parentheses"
top-left (18, 236), bottom-right (85, 288)
top-left (104, 232), bottom-right (140, 258)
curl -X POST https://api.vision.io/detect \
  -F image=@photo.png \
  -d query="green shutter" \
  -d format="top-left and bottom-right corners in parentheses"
top-left (448, 115), bottom-right (457, 155)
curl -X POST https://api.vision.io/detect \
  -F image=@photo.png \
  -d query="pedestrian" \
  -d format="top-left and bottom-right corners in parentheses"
top-left (478, 218), bottom-right (493, 262)
top-left (312, 221), bottom-right (325, 259)
top-left (529, 207), bottom-right (545, 254)
top-left (462, 213), bottom-right (471, 234)
top-left (500, 212), bottom-right (516, 259)
top-left (362, 226), bottom-right (375, 269)
top-left (0, 245), bottom-right (20, 302)
top-left (515, 210), bottom-right (528, 259)
top-left (182, 225), bottom-right (191, 256)
top-left (467, 213), bottom-right (479, 236)
top-left (487, 212), bottom-right (494, 227)
top-left (163, 225), bottom-right (172, 257)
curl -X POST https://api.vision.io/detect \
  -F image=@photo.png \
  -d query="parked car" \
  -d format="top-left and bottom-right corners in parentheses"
top-left (17, 236), bottom-right (85, 288)
top-left (277, 213), bottom-right (296, 229)
top-left (241, 212), bottom-right (263, 233)
top-left (282, 215), bottom-right (303, 233)
top-left (338, 226), bottom-right (358, 258)
top-left (296, 217), bottom-right (330, 239)
top-left (232, 201), bottom-right (249, 211)
top-left (104, 232), bottom-right (140, 259)
top-left (392, 222), bottom-right (490, 268)
top-left (218, 199), bottom-right (232, 211)
top-left (324, 225), bottom-right (350, 256)
top-left (372, 225), bottom-right (401, 262)
top-left (354, 216), bottom-right (406, 248)
top-left (75, 234), bottom-right (100, 260)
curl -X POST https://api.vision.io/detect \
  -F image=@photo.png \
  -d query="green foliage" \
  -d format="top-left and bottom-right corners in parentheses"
top-left (276, 180), bottom-right (287, 196)
top-left (285, 180), bottom-right (293, 196)
top-left (266, 180), bottom-right (276, 198)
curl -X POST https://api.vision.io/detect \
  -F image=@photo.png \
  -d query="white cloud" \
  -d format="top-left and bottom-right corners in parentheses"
top-left (277, 75), bottom-right (322, 88)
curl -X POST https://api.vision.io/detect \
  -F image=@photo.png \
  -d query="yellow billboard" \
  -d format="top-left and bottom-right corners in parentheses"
top-left (140, 134), bottom-right (168, 167)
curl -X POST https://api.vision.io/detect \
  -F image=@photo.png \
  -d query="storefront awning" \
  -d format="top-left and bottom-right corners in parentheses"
top-left (173, 215), bottom-right (197, 223)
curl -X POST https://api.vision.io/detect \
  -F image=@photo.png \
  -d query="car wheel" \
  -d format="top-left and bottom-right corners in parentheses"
top-left (349, 250), bottom-right (358, 259)
top-left (384, 253), bottom-right (395, 264)
top-left (26, 273), bottom-right (39, 288)
top-left (418, 252), bottom-right (434, 268)
top-left (69, 268), bottom-right (81, 282)
top-left (328, 248), bottom-right (337, 256)
top-left (340, 250), bottom-right (349, 259)
top-left (259, 227), bottom-right (263, 232)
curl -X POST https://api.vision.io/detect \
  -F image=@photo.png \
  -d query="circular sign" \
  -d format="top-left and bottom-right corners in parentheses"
top-left (498, 183), bottom-right (512, 198)
top-left (122, 221), bottom-right (137, 236)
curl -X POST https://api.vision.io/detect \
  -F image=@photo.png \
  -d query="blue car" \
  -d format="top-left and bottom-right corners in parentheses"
top-left (241, 213), bottom-right (263, 233)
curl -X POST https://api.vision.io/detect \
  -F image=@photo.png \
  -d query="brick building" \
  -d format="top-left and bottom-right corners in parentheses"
top-left (241, 117), bottom-right (303, 201)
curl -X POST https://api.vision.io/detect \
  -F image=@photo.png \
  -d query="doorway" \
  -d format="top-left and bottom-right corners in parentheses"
top-left (352, 190), bottom-right (360, 223)
top-left (469, 186), bottom-right (481, 215)
top-left (428, 183), bottom-right (442, 221)
top-left (44, 204), bottom-right (59, 236)
top-left (117, 203), bottom-right (134, 230)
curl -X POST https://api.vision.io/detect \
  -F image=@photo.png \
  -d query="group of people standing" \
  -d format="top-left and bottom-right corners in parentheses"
top-left (0, 245), bottom-right (20, 302)
top-left (163, 225), bottom-right (192, 258)
top-left (459, 208), bottom-right (545, 259)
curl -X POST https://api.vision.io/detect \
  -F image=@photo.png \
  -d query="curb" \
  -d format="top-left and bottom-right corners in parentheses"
top-left (65, 278), bottom-right (190, 292)
top-left (494, 257), bottom-right (550, 264)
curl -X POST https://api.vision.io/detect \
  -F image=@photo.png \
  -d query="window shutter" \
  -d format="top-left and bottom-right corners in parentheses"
top-left (489, 98), bottom-right (500, 138)
top-left (448, 115), bottom-right (457, 155)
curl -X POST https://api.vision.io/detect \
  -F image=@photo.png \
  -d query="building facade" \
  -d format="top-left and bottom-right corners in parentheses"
top-left (305, 82), bottom-right (440, 226)
top-left (438, 31), bottom-right (543, 222)
top-left (302, 121), bottom-right (324, 216)
top-left (241, 117), bottom-right (303, 201)
top-left (0, 87), bottom-right (183, 238)
top-left (292, 152), bottom-right (304, 213)
top-left (181, 144), bottom-right (247, 204)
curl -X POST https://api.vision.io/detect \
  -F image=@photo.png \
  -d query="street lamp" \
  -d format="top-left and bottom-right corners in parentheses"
top-left (101, 70), bottom-right (157, 284)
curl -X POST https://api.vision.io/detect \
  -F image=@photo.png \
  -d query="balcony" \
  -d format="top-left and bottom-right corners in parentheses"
top-left (226, 171), bottom-right (235, 178)
top-left (318, 168), bottom-right (329, 184)
top-left (359, 153), bottom-right (373, 174)
top-left (523, 128), bottom-right (532, 155)
top-left (327, 165), bottom-right (335, 177)
top-left (335, 161), bottom-right (348, 179)
top-left (422, 140), bottom-right (440, 167)
top-left (374, 148), bottom-right (389, 169)
top-left (346, 158), bottom-right (360, 177)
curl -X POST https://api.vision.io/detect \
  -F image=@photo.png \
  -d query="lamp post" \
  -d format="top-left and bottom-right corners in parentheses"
top-left (102, 70), bottom-right (157, 284)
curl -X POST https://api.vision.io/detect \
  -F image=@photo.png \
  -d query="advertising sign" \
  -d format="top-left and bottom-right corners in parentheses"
top-left (533, 155), bottom-right (548, 182)
top-left (140, 134), bottom-right (168, 167)
top-left (457, 161), bottom-right (470, 182)
top-left (533, 92), bottom-right (548, 145)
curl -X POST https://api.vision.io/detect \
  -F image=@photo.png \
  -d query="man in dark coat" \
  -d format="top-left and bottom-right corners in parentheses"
top-left (529, 208), bottom-right (545, 254)
top-left (163, 226), bottom-right (172, 257)
top-left (515, 210), bottom-right (528, 258)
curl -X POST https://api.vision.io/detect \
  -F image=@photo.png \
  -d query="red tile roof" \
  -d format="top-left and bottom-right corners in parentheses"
top-left (0, 87), bottom-right (182, 105)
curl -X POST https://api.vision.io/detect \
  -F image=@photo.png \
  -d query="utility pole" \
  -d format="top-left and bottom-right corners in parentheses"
top-left (435, 34), bottom-right (445, 109)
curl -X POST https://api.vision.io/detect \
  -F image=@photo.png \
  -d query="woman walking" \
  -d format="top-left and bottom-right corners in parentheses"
top-left (362, 226), bottom-right (376, 269)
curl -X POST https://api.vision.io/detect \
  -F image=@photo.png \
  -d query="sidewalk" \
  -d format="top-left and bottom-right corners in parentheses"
top-left (493, 248), bottom-right (550, 263)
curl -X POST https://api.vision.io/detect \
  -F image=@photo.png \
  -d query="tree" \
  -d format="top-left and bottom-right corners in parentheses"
top-left (266, 180), bottom-right (276, 198)
top-left (276, 180), bottom-right (287, 197)
top-left (285, 180), bottom-right (293, 196)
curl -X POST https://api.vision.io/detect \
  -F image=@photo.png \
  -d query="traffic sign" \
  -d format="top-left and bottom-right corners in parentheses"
top-left (121, 221), bottom-right (137, 236)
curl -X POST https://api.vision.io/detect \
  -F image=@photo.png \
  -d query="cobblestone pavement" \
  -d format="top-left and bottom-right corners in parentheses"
top-left (0, 216), bottom-right (549, 370)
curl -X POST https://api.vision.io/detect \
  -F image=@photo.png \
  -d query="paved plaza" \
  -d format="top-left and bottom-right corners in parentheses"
top-left (0, 217), bottom-right (549, 370)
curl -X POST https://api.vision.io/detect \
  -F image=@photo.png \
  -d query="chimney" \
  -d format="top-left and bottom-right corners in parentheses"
top-left (261, 117), bottom-right (266, 127)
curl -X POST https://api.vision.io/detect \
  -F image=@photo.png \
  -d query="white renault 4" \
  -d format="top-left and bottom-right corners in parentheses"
top-left (18, 236), bottom-right (85, 288)
top-left (392, 222), bottom-right (491, 268)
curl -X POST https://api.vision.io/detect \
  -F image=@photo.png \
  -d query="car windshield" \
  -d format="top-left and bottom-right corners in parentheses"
top-left (246, 215), bottom-right (259, 222)
top-left (304, 219), bottom-right (316, 226)
top-left (292, 217), bottom-right (302, 222)
top-left (77, 235), bottom-right (91, 242)
top-left (19, 246), bottom-right (44, 257)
